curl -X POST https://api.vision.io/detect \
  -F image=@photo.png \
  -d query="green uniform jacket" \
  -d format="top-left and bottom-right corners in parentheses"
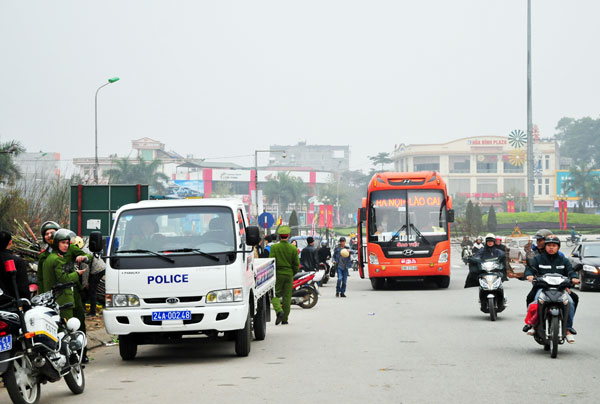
top-left (40, 252), bottom-right (80, 307)
top-left (37, 248), bottom-right (51, 291)
top-left (269, 240), bottom-right (299, 275)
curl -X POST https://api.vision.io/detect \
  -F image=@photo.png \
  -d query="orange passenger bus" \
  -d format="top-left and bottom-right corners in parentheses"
top-left (357, 171), bottom-right (455, 290)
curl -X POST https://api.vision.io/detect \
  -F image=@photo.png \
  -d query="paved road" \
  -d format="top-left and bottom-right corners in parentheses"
top-left (7, 246), bottom-right (600, 404)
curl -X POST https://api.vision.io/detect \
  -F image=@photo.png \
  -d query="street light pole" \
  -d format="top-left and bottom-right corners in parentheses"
top-left (526, 0), bottom-right (534, 212)
top-left (94, 77), bottom-right (120, 184)
top-left (254, 149), bottom-right (286, 224)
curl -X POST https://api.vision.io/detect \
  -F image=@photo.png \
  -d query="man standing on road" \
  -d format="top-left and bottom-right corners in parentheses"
top-left (269, 226), bottom-right (299, 325)
top-left (300, 236), bottom-right (318, 272)
top-left (333, 237), bottom-right (352, 297)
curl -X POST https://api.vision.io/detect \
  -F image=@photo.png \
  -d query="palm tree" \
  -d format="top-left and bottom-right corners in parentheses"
top-left (104, 157), bottom-right (169, 194)
top-left (0, 140), bottom-right (25, 186)
top-left (368, 152), bottom-right (393, 171)
top-left (263, 172), bottom-right (308, 216)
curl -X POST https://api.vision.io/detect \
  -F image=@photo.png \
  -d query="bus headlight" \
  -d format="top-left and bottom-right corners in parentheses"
top-left (369, 253), bottom-right (379, 265)
top-left (206, 288), bottom-right (243, 303)
top-left (438, 250), bottom-right (449, 263)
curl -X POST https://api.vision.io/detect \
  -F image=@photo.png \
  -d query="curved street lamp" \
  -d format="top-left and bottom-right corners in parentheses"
top-left (94, 77), bottom-right (120, 184)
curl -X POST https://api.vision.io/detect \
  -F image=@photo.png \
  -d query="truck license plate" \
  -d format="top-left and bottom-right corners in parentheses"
top-left (0, 335), bottom-right (12, 352)
top-left (402, 266), bottom-right (418, 271)
top-left (152, 311), bottom-right (192, 321)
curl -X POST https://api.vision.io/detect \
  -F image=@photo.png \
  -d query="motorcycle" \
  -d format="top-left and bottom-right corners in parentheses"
top-left (530, 273), bottom-right (572, 358)
top-left (290, 271), bottom-right (319, 309)
top-left (318, 261), bottom-right (330, 285)
top-left (475, 258), bottom-right (506, 321)
top-left (0, 259), bottom-right (87, 404)
top-left (461, 246), bottom-right (473, 265)
top-left (351, 249), bottom-right (359, 271)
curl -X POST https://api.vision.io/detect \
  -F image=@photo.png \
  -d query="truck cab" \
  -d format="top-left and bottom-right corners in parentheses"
top-left (90, 198), bottom-right (276, 360)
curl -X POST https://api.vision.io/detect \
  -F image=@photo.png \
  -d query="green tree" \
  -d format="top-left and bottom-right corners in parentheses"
top-left (452, 195), bottom-right (468, 218)
top-left (487, 205), bottom-right (497, 232)
top-left (263, 172), bottom-right (308, 215)
top-left (473, 204), bottom-right (483, 236)
top-left (104, 157), bottom-right (169, 194)
top-left (288, 210), bottom-right (299, 237)
top-left (563, 163), bottom-right (600, 208)
top-left (465, 200), bottom-right (474, 236)
top-left (555, 116), bottom-right (600, 168)
top-left (368, 152), bottom-right (393, 171)
top-left (212, 182), bottom-right (233, 197)
top-left (0, 140), bottom-right (25, 186)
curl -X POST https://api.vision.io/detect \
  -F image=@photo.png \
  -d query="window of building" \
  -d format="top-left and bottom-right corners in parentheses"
top-left (413, 156), bottom-right (440, 172)
top-left (503, 178), bottom-right (525, 196)
top-left (476, 155), bottom-right (498, 173)
top-left (537, 178), bottom-right (542, 195)
top-left (545, 178), bottom-right (550, 195)
top-left (545, 155), bottom-right (550, 170)
top-left (503, 156), bottom-right (524, 173)
top-left (476, 178), bottom-right (497, 194)
top-left (448, 178), bottom-right (470, 195)
top-left (449, 155), bottom-right (470, 173)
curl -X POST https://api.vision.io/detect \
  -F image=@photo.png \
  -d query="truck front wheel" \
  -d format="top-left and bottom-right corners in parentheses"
top-left (235, 310), bottom-right (252, 357)
top-left (253, 296), bottom-right (267, 341)
top-left (119, 335), bottom-right (138, 361)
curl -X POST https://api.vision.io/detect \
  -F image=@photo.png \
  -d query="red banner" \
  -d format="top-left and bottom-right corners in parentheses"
top-left (562, 200), bottom-right (568, 230)
top-left (326, 205), bottom-right (333, 229)
top-left (318, 205), bottom-right (325, 227)
top-left (307, 203), bottom-right (315, 226)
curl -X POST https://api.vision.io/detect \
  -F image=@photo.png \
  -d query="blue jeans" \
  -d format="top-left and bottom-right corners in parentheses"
top-left (534, 289), bottom-right (575, 329)
top-left (336, 267), bottom-right (348, 294)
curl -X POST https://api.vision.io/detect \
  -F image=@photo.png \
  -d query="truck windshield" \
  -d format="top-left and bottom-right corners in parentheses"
top-left (368, 189), bottom-right (448, 243)
top-left (111, 206), bottom-right (236, 255)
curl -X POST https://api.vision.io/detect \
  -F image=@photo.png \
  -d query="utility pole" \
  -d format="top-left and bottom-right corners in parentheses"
top-left (526, 0), bottom-right (534, 212)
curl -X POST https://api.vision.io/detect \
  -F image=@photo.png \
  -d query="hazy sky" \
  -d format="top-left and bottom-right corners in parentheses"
top-left (1, 1), bottom-right (598, 172)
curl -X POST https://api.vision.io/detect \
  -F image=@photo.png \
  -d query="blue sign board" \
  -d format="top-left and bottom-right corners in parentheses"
top-left (556, 170), bottom-right (600, 199)
top-left (258, 212), bottom-right (275, 229)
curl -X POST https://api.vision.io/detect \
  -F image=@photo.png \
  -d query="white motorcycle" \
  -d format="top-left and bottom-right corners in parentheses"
top-left (0, 260), bottom-right (86, 404)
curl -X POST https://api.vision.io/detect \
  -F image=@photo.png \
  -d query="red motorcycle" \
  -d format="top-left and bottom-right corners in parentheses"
top-left (291, 272), bottom-right (319, 309)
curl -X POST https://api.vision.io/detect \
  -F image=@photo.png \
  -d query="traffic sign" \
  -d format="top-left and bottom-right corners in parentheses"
top-left (258, 212), bottom-right (275, 229)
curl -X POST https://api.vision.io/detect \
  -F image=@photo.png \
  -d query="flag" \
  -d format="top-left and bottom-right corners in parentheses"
top-left (318, 205), bottom-right (325, 227)
top-left (562, 200), bottom-right (568, 230)
top-left (276, 216), bottom-right (282, 226)
top-left (326, 205), bottom-right (333, 229)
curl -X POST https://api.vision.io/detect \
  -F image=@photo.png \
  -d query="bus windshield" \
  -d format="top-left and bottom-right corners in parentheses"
top-left (369, 189), bottom-right (448, 243)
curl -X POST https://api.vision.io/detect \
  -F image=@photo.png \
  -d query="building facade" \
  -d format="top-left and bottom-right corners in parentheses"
top-left (392, 136), bottom-right (559, 211)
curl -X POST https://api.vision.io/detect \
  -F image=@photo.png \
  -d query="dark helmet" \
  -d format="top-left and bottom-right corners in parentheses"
top-left (534, 229), bottom-right (552, 240)
top-left (544, 235), bottom-right (561, 247)
top-left (40, 221), bottom-right (60, 238)
top-left (52, 228), bottom-right (74, 250)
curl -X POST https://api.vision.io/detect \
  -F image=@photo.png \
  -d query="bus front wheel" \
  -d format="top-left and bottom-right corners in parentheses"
top-left (435, 276), bottom-right (450, 289)
top-left (370, 278), bottom-right (385, 290)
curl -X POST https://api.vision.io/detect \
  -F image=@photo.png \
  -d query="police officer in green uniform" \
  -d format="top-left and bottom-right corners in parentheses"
top-left (42, 229), bottom-right (90, 361)
top-left (37, 220), bottom-right (60, 291)
top-left (269, 226), bottom-right (299, 325)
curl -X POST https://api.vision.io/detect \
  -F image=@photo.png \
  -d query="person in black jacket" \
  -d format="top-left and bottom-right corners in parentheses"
top-left (523, 235), bottom-right (579, 342)
top-left (0, 231), bottom-right (31, 300)
top-left (300, 236), bottom-right (318, 272)
top-left (465, 233), bottom-right (506, 287)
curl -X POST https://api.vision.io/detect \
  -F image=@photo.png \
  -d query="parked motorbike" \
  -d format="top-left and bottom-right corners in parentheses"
top-left (291, 271), bottom-right (319, 309)
top-left (461, 246), bottom-right (473, 265)
top-left (0, 260), bottom-right (87, 404)
top-left (476, 258), bottom-right (506, 321)
top-left (530, 273), bottom-right (572, 358)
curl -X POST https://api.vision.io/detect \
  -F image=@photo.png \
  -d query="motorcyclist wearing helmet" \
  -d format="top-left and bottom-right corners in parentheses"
top-left (37, 220), bottom-right (60, 290)
top-left (464, 234), bottom-right (507, 288)
top-left (524, 235), bottom-right (579, 342)
top-left (471, 236), bottom-right (484, 255)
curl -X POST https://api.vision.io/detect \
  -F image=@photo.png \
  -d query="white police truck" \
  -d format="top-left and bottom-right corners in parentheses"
top-left (89, 199), bottom-right (275, 360)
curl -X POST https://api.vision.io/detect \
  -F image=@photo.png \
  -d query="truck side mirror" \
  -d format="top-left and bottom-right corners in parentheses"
top-left (89, 231), bottom-right (104, 253)
top-left (245, 226), bottom-right (260, 246)
top-left (359, 207), bottom-right (367, 222)
top-left (447, 209), bottom-right (455, 223)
